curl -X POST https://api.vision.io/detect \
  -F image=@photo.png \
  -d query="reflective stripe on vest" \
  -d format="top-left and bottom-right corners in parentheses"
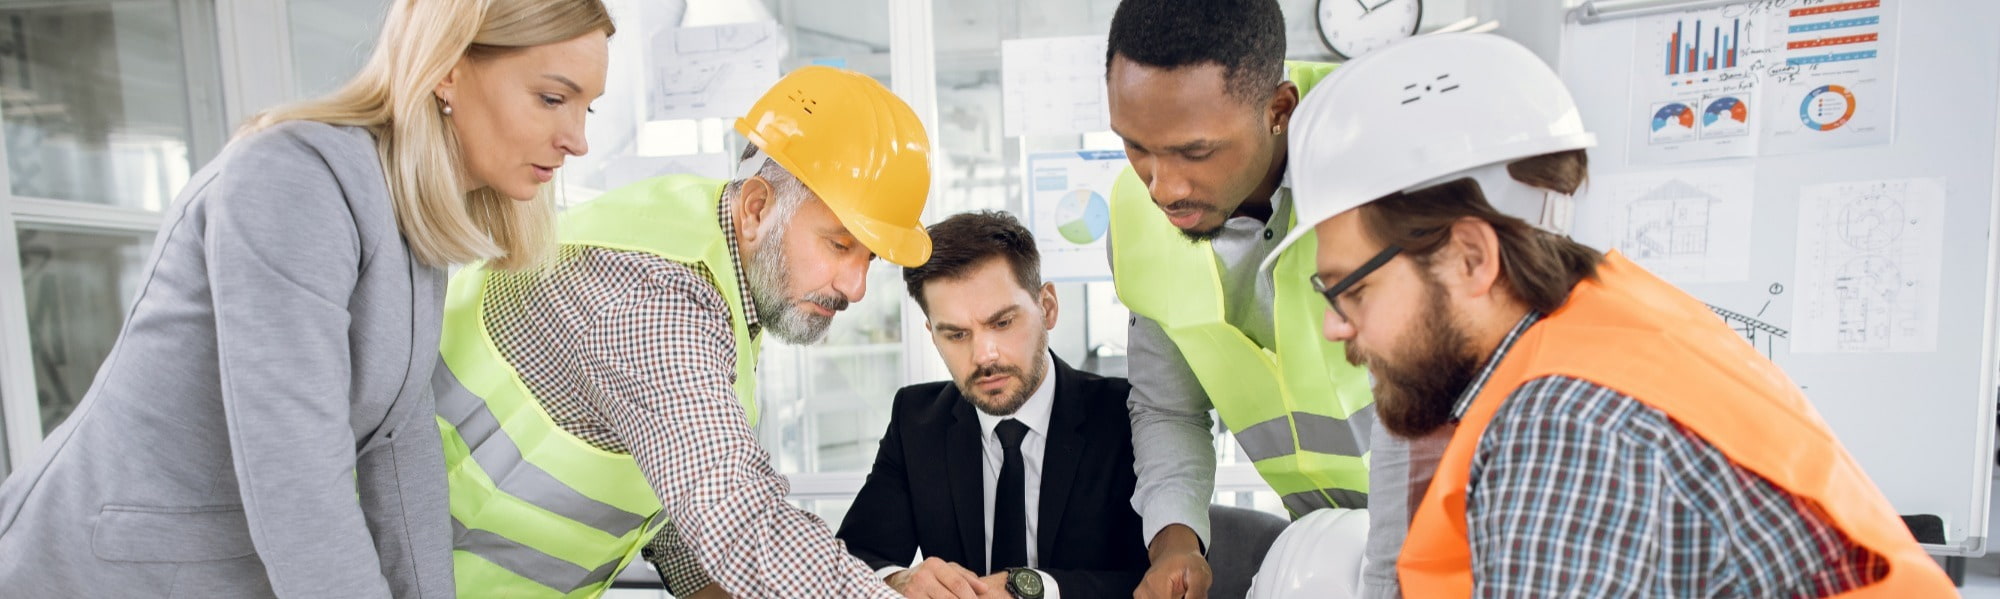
top-left (1108, 61), bottom-right (1375, 515)
top-left (1398, 252), bottom-right (1955, 597)
top-left (438, 174), bottom-right (763, 598)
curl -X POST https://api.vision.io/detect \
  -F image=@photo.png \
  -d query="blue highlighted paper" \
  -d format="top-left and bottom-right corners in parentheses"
top-left (1787, 50), bottom-right (1878, 66)
top-left (1788, 16), bottom-right (1879, 34)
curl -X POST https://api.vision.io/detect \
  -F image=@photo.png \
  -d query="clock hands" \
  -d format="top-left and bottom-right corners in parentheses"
top-left (1353, 0), bottom-right (1400, 16)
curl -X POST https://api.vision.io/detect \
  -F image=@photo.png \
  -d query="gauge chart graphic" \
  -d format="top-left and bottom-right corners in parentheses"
top-left (1700, 95), bottom-right (1751, 138)
top-left (1650, 102), bottom-right (1698, 144)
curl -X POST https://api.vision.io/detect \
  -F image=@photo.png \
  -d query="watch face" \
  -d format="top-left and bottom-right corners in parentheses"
top-left (1008, 569), bottom-right (1044, 598)
top-left (1317, 0), bottom-right (1423, 60)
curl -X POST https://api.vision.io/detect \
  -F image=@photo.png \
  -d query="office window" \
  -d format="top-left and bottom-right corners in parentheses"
top-left (0, 0), bottom-right (217, 448)
top-left (0, 0), bottom-right (198, 210)
top-left (17, 225), bottom-right (152, 433)
top-left (288, 0), bottom-right (393, 98)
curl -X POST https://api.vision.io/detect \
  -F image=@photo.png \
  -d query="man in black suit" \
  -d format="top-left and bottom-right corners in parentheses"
top-left (837, 211), bottom-right (1148, 599)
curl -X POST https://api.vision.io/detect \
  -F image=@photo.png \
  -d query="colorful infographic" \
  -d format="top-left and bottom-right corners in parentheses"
top-left (1054, 190), bottom-right (1110, 245)
top-left (1799, 85), bottom-right (1857, 131)
top-left (1702, 95), bottom-right (1753, 138)
top-left (1650, 102), bottom-right (1699, 144)
top-left (1628, 0), bottom-right (1900, 162)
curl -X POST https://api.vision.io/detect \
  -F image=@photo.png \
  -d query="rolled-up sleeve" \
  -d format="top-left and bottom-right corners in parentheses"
top-left (641, 521), bottom-right (712, 594)
top-left (575, 263), bottom-right (898, 599)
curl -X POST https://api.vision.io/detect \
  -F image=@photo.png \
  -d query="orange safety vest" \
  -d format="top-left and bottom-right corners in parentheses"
top-left (1398, 251), bottom-right (1953, 597)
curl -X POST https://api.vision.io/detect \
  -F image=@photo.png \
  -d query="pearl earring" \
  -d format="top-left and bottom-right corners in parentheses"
top-left (441, 104), bottom-right (454, 116)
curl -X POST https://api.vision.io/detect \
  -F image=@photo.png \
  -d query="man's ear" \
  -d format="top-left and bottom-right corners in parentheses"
top-left (1443, 217), bottom-right (1505, 299)
top-left (734, 176), bottom-right (776, 246)
top-left (1038, 282), bottom-right (1060, 330)
top-left (1268, 81), bottom-right (1301, 132)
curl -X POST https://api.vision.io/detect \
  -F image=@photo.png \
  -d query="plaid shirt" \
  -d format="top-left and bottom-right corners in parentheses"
top-left (1452, 313), bottom-right (1885, 597)
top-left (484, 199), bottom-right (895, 598)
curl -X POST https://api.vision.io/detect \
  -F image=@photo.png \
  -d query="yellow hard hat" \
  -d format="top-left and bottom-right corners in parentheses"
top-left (735, 66), bottom-right (934, 267)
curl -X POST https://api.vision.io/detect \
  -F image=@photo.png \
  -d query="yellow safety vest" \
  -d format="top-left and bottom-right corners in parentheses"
top-left (1109, 62), bottom-right (1375, 516)
top-left (434, 175), bottom-right (761, 598)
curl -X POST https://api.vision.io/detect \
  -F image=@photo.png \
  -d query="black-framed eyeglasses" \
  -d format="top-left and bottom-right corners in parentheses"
top-left (1310, 245), bottom-right (1403, 325)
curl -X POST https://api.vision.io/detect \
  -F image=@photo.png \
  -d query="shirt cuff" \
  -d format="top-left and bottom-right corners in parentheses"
top-left (1139, 494), bottom-right (1213, 553)
top-left (875, 566), bottom-right (905, 584)
top-left (1033, 568), bottom-right (1061, 599)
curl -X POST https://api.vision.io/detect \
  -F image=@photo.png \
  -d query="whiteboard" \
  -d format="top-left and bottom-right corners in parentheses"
top-left (1559, 0), bottom-right (2000, 555)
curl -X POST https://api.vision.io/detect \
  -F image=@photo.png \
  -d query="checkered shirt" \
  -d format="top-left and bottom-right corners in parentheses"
top-left (1451, 313), bottom-right (1886, 597)
top-left (482, 199), bottom-right (895, 598)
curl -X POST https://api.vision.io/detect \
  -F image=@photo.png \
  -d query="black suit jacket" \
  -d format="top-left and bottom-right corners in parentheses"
top-left (836, 356), bottom-right (1148, 598)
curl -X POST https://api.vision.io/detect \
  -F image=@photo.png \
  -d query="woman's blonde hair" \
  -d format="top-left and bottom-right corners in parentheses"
top-left (243, 0), bottom-right (614, 270)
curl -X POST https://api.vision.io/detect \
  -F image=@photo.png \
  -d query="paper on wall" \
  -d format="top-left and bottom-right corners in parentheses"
top-left (649, 22), bottom-right (782, 121)
top-left (1790, 177), bottom-right (1944, 353)
top-left (1575, 166), bottom-right (1757, 284)
top-left (1022, 150), bottom-right (1125, 282)
top-left (1001, 36), bottom-right (1112, 137)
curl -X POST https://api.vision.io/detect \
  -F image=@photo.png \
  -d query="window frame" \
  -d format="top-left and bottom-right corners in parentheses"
top-left (0, 0), bottom-right (230, 471)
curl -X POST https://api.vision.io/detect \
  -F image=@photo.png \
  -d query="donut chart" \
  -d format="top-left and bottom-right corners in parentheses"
top-left (1800, 85), bottom-right (1857, 131)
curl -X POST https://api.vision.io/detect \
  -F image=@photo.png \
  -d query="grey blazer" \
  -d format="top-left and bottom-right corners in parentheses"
top-left (0, 121), bottom-right (453, 598)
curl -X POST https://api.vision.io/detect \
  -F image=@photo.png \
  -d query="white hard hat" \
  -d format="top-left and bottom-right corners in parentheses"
top-left (1266, 33), bottom-right (1596, 272)
top-left (1245, 508), bottom-right (1372, 599)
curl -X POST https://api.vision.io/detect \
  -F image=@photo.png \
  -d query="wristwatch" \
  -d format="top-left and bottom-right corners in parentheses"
top-left (1005, 567), bottom-right (1044, 599)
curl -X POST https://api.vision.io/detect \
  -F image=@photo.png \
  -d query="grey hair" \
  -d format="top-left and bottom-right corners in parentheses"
top-left (724, 145), bottom-right (817, 228)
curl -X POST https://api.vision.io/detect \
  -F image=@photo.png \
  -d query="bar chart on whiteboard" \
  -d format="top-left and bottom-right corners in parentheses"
top-left (1662, 14), bottom-right (1746, 76)
top-left (1626, 0), bottom-right (1900, 164)
top-left (1630, 6), bottom-right (1765, 164)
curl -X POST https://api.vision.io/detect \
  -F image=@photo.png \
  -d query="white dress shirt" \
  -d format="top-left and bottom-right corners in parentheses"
top-left (975, 363), bottom-right (1055, 573)
top-left (879, 359), bottom-right (1062, 598)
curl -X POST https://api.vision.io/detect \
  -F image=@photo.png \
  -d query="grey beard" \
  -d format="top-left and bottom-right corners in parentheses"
top-left (747, 225), bottom-right (842, 344)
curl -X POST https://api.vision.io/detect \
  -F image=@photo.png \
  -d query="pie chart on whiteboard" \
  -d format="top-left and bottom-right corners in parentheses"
top-left (1056, 189), bottom-right (1110, 245)
top-left (1800, 85), bottom-right (1857, 131)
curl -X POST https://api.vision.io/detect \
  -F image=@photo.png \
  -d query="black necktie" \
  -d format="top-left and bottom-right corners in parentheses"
top-left (991, 419), bottom-right (1030, 572)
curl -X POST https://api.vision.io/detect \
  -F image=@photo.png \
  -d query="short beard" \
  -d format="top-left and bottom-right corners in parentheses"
top-left (1165, 200), bottom-right (1227, 243)
top-left (958, 338), bottom-right (1050, 417)
top-left (1178, 225), bottom-right (1226, 243)
top-left (1348, 273), bottom-right (1483, 438)
top-left (747, 218), bottom-right (848, 344)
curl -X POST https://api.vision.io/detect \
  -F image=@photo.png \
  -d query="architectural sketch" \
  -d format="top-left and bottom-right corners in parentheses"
top-left (1709, 303), bottom-right (1790, 358)
top-left (1001, 36), bottom-right (1112, 137)
top-left (1621, 179), bottom-right (1715, 260)
top-left (1584, 167), bottom-right (1754, 284)
top-left (650, 22), bottom-right (781, 121)
top-left (1791, 178), bottom-right (1943, 353)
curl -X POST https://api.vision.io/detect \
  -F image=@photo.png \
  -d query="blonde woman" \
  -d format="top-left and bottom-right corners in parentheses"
top-left (0, 0), bottom-right (611, 596)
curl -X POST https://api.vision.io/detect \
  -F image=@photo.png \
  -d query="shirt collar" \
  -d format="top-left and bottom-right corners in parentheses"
top-left (975, 351), bottom-right (1058, 439)
top-left (1269, 165), bottom-right (1294, 224)
top-left (718, 197), bottom-right (762, 339)
top-left (1450, 311), bottom-right (1544, 421)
